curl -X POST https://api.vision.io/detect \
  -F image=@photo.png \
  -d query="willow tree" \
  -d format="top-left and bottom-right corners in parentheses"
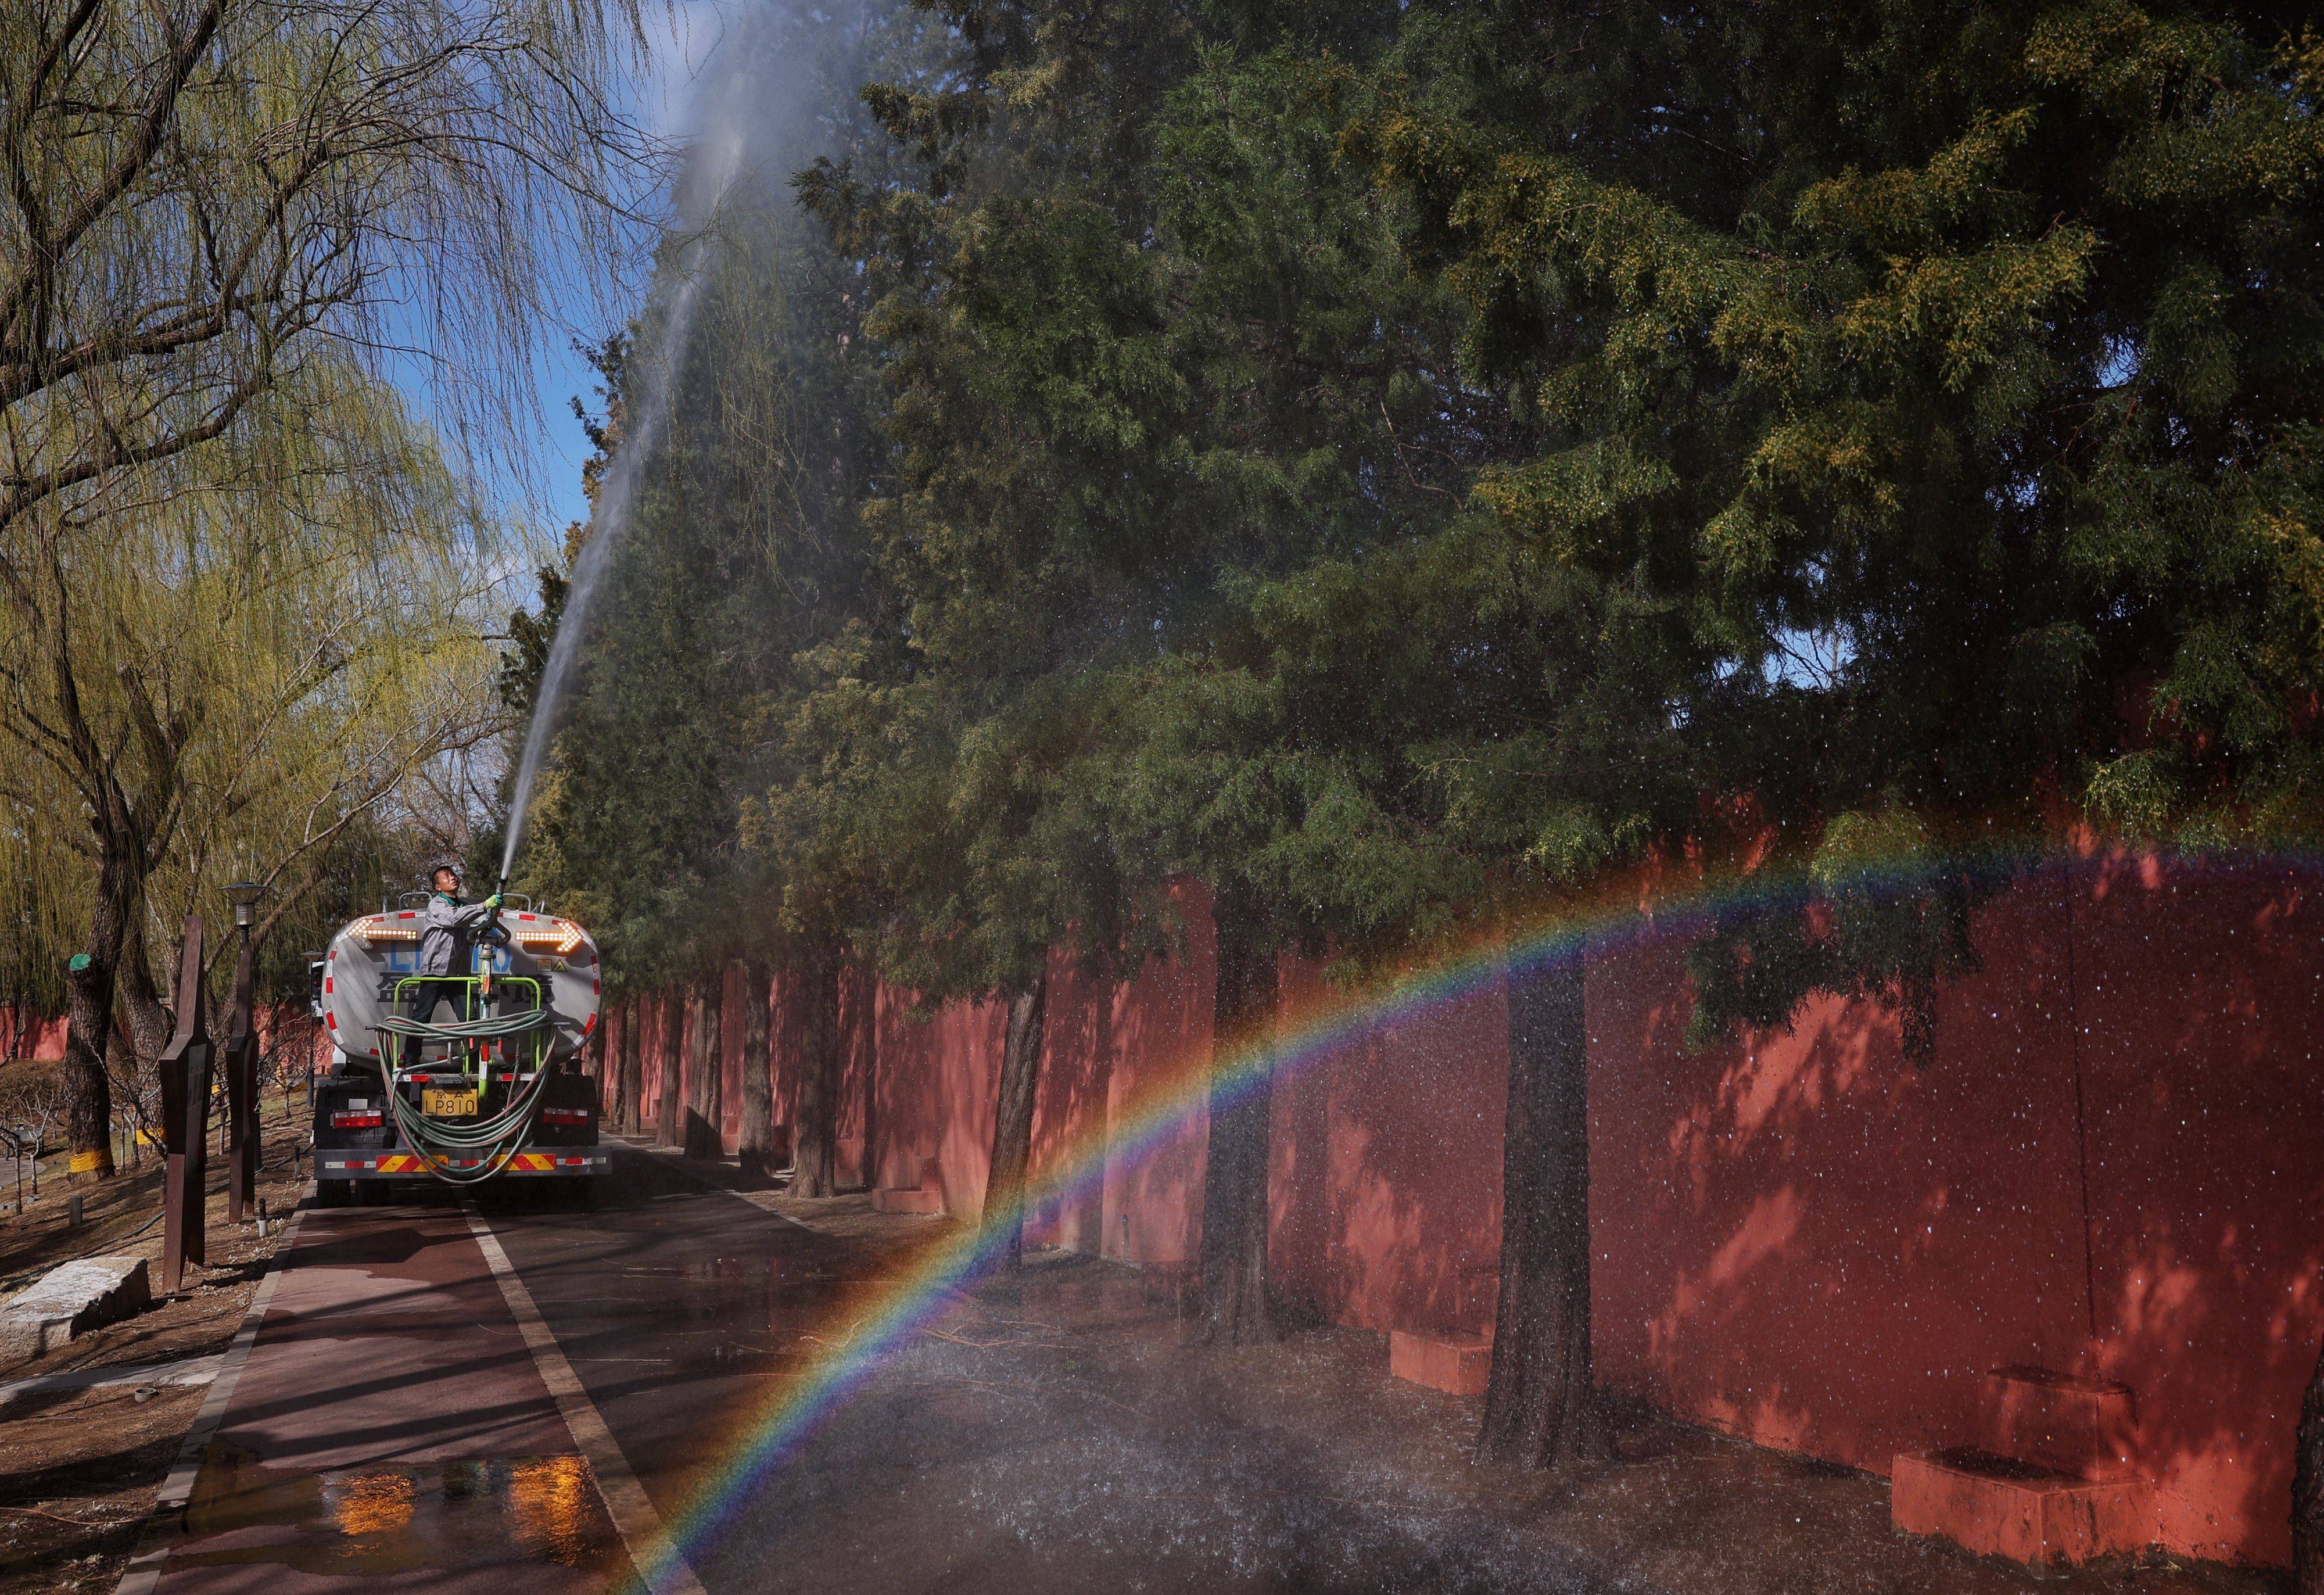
top-left (0, 369), bottom-right (512, 1160)
top-left (1, 0), bottom-right (648, 1173)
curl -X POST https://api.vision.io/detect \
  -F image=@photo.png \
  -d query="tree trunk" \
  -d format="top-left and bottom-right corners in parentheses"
top-left (983, 969), bottom-right (1049, 1273)
top-left (601, 1001), bottom-right (618, 1131)
top-left (2296, 1335), bottom-right (2324, 1593)
top-left (680, 983), bottom-right (701, 1128)
top-left (62, 838), bottom-right (135, 1180)
top-left (1479, 952), bottom-right (1609, 1468)
top-left (105, 1020), bottom-right (134, 1169)
top-left (737, 963), bottom-right (776, 1177)
top-left (616, 999), bottom-right (641, 1134)
top-left (1198, 881), bottom-right (1278, 1345)
top-left (119, 912), bottom-right (173, 1072)
top-left (114, 910), bottom-right (170, 1160)
top-left (656, 987), bottom-right (683, 1148)
top-left (686, 966), bottom-right (724, 1159)
top-left (855, 960), bottom-right (876, 1195)
top-left (791, 942), bottom-right (842, 1198)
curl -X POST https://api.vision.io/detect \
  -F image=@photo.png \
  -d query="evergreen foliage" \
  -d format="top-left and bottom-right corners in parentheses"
top-left (528, 0), bottom-right (2322, 1150)
top-left (504, 0), bottom-right (2324, 1501)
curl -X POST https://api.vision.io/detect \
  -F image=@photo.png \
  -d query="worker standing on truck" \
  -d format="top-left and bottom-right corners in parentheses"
top-left (401, 863), bottom-right (503, 1067)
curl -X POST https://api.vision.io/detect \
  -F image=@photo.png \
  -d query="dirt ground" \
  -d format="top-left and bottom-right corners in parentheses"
top-left (635, 1142), bottom-right (2284, 1595)
top-left (0, 1085), bottom-right (313, 1593)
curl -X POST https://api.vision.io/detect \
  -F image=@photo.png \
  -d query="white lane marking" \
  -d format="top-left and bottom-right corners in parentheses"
top-left (464, 1202), bottom-right (710, 1595)
top-left (112, 1192), bottom-right (311, 1595)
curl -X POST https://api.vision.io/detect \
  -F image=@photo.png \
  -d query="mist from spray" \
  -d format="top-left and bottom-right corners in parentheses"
top-left (502, 263), bottom-right (705, 884)
top-left (498, 30), bottom-right (769, 886)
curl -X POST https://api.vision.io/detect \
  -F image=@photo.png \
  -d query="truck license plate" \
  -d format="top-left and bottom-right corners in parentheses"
top-left (422, 1088), bottom-right (478, 1117)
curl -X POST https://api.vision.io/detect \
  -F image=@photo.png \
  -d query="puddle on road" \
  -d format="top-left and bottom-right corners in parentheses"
top-left (174, 1445), bottom-right (625, 1580)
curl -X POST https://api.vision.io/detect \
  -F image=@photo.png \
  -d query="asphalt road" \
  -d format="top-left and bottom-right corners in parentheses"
top-left (134, 1200), bottom-right (627, 1594)
top-left (130, 1147), bottom-right (1631, 1595)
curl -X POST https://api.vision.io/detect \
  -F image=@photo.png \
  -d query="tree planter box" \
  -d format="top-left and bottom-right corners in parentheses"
top-left (1389, 1329), bottom-right (1493, 1397)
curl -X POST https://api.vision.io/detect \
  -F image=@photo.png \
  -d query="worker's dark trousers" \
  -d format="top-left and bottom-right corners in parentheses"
top-left (398, 979), bottom-right (471, 1069)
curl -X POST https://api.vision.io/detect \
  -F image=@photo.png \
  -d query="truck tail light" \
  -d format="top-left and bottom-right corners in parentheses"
top-left (541, 1107), bottom-right (591, 1125)
top-left (331, 1110), bottom-right (384, 1128)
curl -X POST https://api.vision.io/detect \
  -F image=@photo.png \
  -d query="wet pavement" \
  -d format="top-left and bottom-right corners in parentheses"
top-left (139, 1203), bottom-right (628, 1594)
top-left (135, 1150), bottom-right (1634, 1594)
top-left (492, 1152), bottom-right (1630, 1594)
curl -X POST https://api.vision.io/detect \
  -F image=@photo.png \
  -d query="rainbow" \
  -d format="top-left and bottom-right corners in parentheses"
top-left (622, 835), bottom-right (2275, 1590)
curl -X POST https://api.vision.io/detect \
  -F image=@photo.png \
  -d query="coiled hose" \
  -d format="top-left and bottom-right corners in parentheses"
top-left (376, 1009), bottom-right (555, 1185)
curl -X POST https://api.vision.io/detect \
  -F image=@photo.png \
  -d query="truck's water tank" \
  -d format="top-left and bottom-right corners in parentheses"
top-left (322, 909), bottom-right (602, 1068)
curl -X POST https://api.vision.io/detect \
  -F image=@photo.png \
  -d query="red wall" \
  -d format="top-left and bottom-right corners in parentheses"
top-left (640, 853), bottom-right (2324, 1567)
top-left (0, 1006), bottom-right (320, 1074)
top-left (1267, 951), bottom-right (1507, 1334)
top-left (1577, 854), bottom-right (2324, 1563)
top-left (1, 1009), bottom-right (67, 1061)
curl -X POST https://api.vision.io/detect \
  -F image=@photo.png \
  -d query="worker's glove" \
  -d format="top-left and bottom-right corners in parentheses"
top-left (485, 893), bottom-right (504, 908)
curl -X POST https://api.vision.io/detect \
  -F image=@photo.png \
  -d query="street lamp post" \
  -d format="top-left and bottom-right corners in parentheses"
top-left (223, 882), bottom-right (264, 1223)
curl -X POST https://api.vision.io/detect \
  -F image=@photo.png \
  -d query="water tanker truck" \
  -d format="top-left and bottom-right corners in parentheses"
top-left (310, 897), bottom-right (607, 1203)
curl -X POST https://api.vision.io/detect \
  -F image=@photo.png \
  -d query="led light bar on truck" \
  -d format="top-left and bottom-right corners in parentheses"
top-left (352, 913), bottom-right (585, 955)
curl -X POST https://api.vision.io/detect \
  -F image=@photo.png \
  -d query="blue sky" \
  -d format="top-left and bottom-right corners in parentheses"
top-left (396, 5), bottom-right (729, 551)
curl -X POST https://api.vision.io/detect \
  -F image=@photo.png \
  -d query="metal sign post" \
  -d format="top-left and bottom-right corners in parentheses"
top-left (158, 919), bottom-right (212, 1292)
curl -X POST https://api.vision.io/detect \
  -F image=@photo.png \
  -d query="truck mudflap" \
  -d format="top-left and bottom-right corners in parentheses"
top-left (317, 1150), bottom-right (609, 1179)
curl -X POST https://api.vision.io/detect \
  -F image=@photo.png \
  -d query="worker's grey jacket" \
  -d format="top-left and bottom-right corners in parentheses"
top-left (417, 893), bottom-right (497, 976)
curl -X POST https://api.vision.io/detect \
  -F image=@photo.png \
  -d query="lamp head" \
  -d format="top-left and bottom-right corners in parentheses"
top-left (224, 880), bottom-right (266, 930)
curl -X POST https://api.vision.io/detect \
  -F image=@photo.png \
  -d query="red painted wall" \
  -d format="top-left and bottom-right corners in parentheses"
top-left (1577, 854), bottom-right (2324, 1564)
top-left (871, 983), bottom-right (1003, 1214)
top-left (642, 853), bottom-right (2318, 1567)
top-left (0, 1009), bottom-right (67, 1061)
top-left (1267, 951), bottom-right (1507, 1334)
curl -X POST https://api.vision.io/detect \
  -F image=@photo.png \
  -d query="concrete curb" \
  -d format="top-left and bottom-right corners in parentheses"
top-left (110, 1184), bottom-right (313, 1595)
top-left (0, 1351), bottom-right (223, 1408)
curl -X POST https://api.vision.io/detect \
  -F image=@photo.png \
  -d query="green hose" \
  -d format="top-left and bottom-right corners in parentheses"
top-left (386, 1073), bottom-right (553, 1183)
top-left (375, 1010), bottom-right (551, 1042)
top-left (380, 1007), bottom-right (558, 1184)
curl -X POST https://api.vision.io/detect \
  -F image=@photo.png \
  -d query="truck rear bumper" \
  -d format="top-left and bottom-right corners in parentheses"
top-left (317, 1150), bottom-right (609, 1179)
